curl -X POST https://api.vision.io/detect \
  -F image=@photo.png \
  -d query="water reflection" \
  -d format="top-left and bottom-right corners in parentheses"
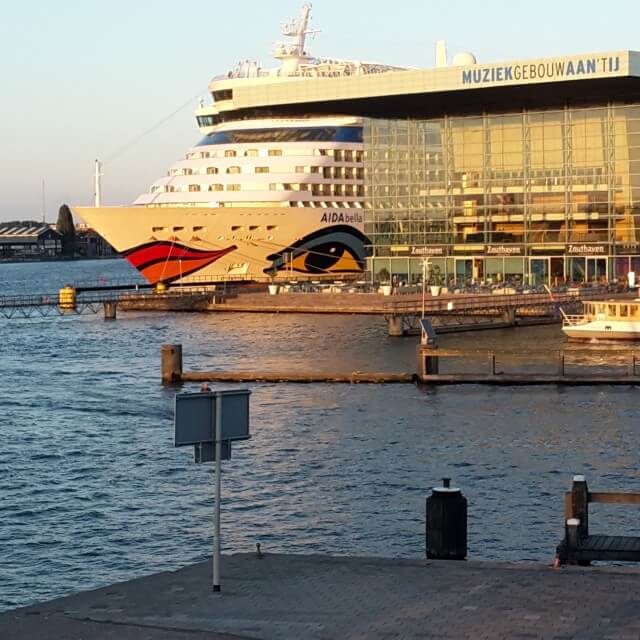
top-left (1, 259), bottom-right (639, 612)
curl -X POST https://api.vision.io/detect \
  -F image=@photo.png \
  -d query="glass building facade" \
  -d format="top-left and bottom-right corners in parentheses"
top-left (364, 104), bottom-right (640, 286)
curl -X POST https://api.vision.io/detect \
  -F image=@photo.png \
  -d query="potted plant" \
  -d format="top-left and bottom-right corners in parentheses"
top-left (428, 265), bottom-right (443, 296)
top-left (266, 268), bottom-right (279, 295)
top-left (378, 267), bottom-right (392, 296)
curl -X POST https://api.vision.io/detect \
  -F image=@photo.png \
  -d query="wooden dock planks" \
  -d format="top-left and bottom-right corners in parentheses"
top-left (558, 478), bottom-right (640, 565)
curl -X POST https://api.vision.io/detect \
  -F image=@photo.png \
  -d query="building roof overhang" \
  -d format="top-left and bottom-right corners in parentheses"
top-left (216, 50), bottom-right (640, 120)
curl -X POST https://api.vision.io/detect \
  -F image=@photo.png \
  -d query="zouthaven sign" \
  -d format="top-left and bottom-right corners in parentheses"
top-left (567, 244), bottom-right (607, 255)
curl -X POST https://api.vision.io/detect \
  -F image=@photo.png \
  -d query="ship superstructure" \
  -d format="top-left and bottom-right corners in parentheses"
top-left (77, 4), bottom-right (407, 284)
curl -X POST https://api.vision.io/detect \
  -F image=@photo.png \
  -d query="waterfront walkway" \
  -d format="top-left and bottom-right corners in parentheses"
top-left (3, 553), bottom-right (640, 639)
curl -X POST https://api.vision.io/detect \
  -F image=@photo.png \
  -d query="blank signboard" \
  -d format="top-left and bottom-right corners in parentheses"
top-left (175, 390), bottom-right (251, 446)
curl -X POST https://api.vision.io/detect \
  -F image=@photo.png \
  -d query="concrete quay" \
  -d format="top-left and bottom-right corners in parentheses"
top-left (3, 553), bottom-right (640, 640)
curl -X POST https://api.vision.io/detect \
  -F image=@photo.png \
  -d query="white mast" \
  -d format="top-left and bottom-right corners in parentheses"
top-left (274, 3), bottom-right (319, 75)
top-left (286, 3), bottom-right (312, 56)
top-left (94, 159), bottom-right (103, 207)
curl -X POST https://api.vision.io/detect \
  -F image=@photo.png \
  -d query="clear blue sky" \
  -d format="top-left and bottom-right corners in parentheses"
top-left (1, 0), bottom-right (639, 222)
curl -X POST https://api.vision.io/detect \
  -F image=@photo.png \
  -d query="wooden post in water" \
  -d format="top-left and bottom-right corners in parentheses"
top-left (568, 474), bottom-right (589, 539)
top-left (416, 345), bottom-right (439, 377)
top-left (387, 315), bottom-right (405, 337)
top-left (501, 307), bottom-right (516, 326)
top-left (162, 344), bottom-right (183, 384)
top-left (488, 352), bottom-right (496, 376)
top-left (103, 301), bottom-right (117, 320)
top-left (558, 351), bottom-right (565, 377)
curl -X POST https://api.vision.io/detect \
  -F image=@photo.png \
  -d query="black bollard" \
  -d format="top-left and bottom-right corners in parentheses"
top-left (426, 478), bottom-right (467, 560)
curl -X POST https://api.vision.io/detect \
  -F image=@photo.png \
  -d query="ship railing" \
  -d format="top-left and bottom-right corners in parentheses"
top-left (562, 314), bottom-right (586, 326)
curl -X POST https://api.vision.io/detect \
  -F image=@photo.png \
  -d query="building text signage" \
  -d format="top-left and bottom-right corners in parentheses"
top-left (462, 56), bottom-right (621, 86)
top-left (410, 246), bottom-right (446, 257)
top-left (486, 245), bottom-right (523, 256)
top-left (567, 243), bottom-right (607, 255)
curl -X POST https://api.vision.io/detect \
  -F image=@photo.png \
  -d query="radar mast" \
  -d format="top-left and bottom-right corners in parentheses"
top-left (274, 3), bottom-right (319, 75)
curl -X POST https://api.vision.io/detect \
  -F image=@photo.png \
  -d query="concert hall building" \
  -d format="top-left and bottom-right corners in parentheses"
top-left (361, 50), bottom-right (640, 286)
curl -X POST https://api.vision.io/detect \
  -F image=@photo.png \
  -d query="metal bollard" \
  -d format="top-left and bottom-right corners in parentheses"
top-left (426, 478), bottom-right (467, 560)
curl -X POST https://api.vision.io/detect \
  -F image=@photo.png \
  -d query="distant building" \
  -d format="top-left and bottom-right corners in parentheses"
top-left (0, 222), bottom-right (62, 259)
top-left (75, 224), bottom-right (116, 257)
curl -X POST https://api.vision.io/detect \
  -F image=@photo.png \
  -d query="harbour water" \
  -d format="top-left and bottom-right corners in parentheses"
top-left (1, 259), bottom-right (639, 611)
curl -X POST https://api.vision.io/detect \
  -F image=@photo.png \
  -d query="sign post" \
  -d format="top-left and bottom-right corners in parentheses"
top-left (213, 392), bottom-right (222, 592)
top-left (174, 389), bottom-right (251, 593)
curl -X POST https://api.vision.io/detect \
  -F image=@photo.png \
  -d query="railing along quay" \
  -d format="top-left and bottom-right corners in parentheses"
top-left (0, 283), bottom-right (632, 335)
top-left (0, 288), bottom-right (216, 319)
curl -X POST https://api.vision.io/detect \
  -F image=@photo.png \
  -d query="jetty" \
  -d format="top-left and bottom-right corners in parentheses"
top-left (557, 476), bottom-right (640, 566)
top-left (1, 282), bottom-right (630, 336)
top-left (3, 553), bottom-right (640, 639)
top-left (162, 343), bottom-right (640, 386)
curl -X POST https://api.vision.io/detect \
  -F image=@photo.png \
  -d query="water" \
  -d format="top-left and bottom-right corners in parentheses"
top-left (1, 259), bottom-right (639, 611)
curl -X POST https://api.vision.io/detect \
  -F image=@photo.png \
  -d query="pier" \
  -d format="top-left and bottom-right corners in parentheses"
top-left (163, 343), bottom-right (640, 386)
top-left (194, 287), bottom-right (625, 336)
top-left (557, 476), bottom-right (640, 565)
top-left (3, 553), bottom-right (640, 640)
top-left (1, 283), bottom-right (629, 337)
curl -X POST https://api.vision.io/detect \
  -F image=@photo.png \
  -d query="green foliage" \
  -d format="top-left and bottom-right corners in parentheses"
top-left (427, 265), bottom-right (443, 285)
top-left (378, 267), bottom-right (391, 284)
top-left (56, 204), bottom-right (76, 256)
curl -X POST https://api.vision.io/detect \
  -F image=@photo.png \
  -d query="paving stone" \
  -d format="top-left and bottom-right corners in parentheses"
top-left (1, 554), bottom-right (640, 640)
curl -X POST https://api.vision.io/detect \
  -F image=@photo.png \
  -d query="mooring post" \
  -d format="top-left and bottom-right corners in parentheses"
top-left (161, 344), bottom-right (183, 384)
top-left (565, 518), bottom-right (581, 563)
top-left (488, 352), bottom-right (496, 376)
top-left (558, 351), bottom-right (565, 377)
top-left (426, 477), bottom-right (467, 560)
top-left (569, 474), bottom-right (589, 539)
top-left (631, 354), bottom-right (636, 377)
top-left (103, 301), bottom-right (117, 320)
top-left (416, 345), bottom-right (439, 377)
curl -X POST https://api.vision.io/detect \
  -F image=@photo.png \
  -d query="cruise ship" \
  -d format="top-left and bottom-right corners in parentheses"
top-left (76, 4), bottom-right (407, 285)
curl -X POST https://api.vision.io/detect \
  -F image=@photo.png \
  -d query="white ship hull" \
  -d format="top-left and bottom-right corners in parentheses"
top-left (562, 320), bottom-right (640, 341)
top-left (72, 5), bottom-right (398, 283)
top-left (75, 205), bottom-right (366, 284)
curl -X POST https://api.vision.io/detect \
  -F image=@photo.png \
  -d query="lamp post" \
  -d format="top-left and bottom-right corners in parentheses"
top-left (421, 258), bottom-right (431, 319)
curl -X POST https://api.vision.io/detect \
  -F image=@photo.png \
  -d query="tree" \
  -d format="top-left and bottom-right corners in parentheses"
top-left (56, 204), bottom-right (76, 257)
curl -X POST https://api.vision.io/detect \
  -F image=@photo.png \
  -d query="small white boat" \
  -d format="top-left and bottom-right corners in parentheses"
top-left (562, 299), bottom-right (640, 340)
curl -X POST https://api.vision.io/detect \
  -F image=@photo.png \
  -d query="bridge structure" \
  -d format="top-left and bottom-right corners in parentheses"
top-left (0, 283), bottom-right (628, 335)
top-left (381, 289), bottom-right (625, 336)
top-left (0, 288), bottom-right (215, 319)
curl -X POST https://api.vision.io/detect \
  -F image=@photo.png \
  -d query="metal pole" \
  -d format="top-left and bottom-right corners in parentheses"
top-left (213, 392), bottom-right (223, 592)
top-left (94, 160), bottom-right (102, 207)
top-left (422, 259), bottom-right (429, 319)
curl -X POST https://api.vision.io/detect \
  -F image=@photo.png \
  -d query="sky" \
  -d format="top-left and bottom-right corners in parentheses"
top-left (1, 0), bottom-right (640, 223)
